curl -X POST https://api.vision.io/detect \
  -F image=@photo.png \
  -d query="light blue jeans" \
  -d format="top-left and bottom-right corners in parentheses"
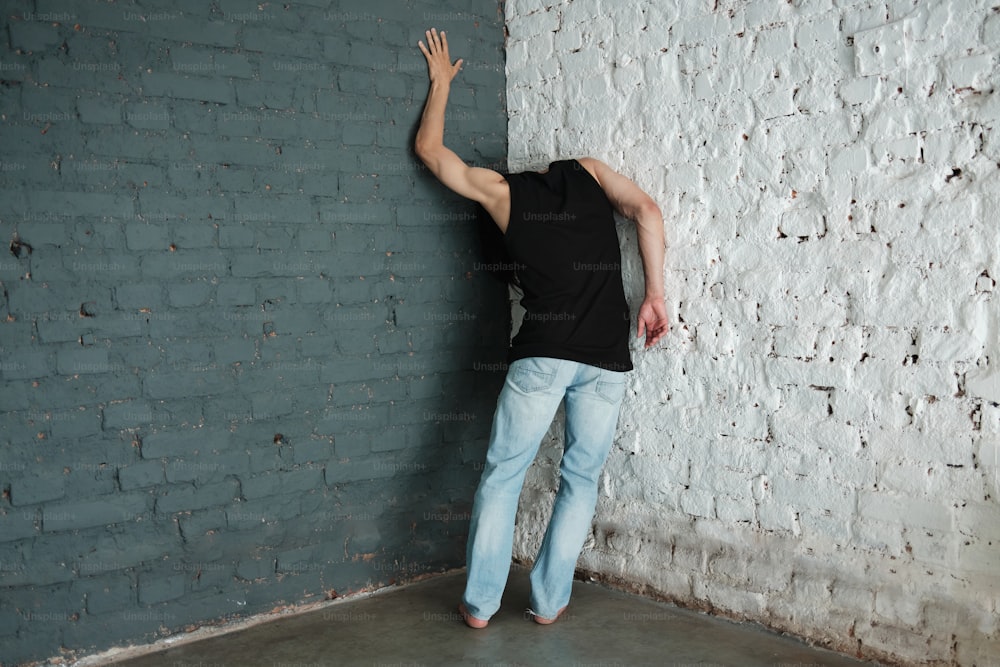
top-left (462, 357), bottom-right (627, 621)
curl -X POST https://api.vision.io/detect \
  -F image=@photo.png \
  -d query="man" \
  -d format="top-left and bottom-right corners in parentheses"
top-left (416, 28), bottom-right (668, 628)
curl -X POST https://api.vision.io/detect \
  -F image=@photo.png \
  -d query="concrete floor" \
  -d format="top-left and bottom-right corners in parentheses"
top-left (107, 567), bottom-right (879, 667)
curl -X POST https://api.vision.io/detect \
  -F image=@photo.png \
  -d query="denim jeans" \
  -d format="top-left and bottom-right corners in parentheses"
top-left (462, 357), bottom-right (627, 620)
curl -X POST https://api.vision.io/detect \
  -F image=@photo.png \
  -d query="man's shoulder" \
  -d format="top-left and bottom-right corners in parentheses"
top-left (569, 157), bottom-right (602, 185)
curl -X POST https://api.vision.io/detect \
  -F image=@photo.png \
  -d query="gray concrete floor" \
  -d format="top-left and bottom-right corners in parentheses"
top-left (108, 566), bottom-right (878, 667)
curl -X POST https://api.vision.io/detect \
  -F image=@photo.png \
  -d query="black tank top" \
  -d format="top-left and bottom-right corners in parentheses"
top-left (504, 159), bottom-right (632, 372)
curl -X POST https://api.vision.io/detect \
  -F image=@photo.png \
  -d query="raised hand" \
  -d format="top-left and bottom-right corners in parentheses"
top-left (418, 28), bottom-right (463, 84)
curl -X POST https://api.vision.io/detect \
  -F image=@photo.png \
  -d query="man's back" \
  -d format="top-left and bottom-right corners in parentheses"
top-left (504, 160), bottom-right (633, 372)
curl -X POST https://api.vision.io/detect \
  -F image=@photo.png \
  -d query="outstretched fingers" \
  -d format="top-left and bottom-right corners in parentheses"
top-left (418, 28), bottom-right (462, 81)
top-left (420, 28), bottom-right (445, 56)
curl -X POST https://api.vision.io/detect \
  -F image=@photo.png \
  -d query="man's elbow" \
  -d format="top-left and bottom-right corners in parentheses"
top-left (414, 141), bottom-right (444, 170)
top-left (414, 140), bottom-right (433, 164)
top-left (637, 198), bottom-right (662, 223)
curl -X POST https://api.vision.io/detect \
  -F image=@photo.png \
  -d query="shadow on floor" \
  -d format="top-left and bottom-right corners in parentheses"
top-left (103, 566), bottom-right (879, 667)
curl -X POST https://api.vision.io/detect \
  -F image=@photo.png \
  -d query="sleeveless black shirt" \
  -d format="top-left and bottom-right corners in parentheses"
top-left (504, 159), bottom-right (632, 372)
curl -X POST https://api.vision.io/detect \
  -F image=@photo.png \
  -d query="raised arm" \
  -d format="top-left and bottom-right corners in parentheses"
top-left (415, 28), bottom-right (510, 230)
top-left (577, 157), bottom-right (669, 348)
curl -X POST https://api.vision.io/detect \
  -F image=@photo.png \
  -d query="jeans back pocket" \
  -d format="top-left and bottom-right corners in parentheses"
top-left (595, 375), bottom-right (626, 404)
top-left (509, 358), bottom-right (557, 393)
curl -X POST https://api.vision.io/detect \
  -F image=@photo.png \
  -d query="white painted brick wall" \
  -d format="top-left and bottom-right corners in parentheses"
top-left (504, 1), bottom-right (999, 664)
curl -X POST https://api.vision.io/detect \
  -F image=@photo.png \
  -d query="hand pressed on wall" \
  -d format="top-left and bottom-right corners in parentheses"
top-left (417, 28), bottom-right (463, 85)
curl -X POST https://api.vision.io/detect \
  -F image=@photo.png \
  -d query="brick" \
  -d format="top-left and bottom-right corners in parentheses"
top-left (0, 505), bottom-right (38, 542)
top-left (71, 512), bottom-right (176, 564)
top-left (235, 556), bottom-right (274, 580)
top-left (124, 103), bottom-right (170, 130)
top-left (325, 456), bottom-right (395, 485)
top-left (254, 225), bottom-right (295, 250)
top-left (317, 405), bottom-right (389, 435)
top-left (292, 438), bottom-right (333, 465)
top-left (43, 493), bottom-right (148, 531)
top-left (242, 23), bottom-right (321, 56)
top-left (240, 472), bottom-right (281, 500)
top-left (332, 431), bottom-right (371, 458)
top-left (234, 194), bottom-right (315, 225)
top-left (227, 498), bottom-right (296, 533)
top-left (163, 222), bottom-right (212, 251)
top-left (0, 548), bottom-right (75, 586)
top-left (212, 336), bottom-right (256, 365)
top-left (141, 427), bottom-right (230, 459)
top-left (74, 573), bottom-right (135, 615)
top-left (27, 190), bottom-right (134, 220)
top-left (140, 249), bottom-right (229, 279)
top-left (166, 451), bottom-right (248, 484)
top-left (249, 391), bottom-right (293, 420)
top-left (118, 460), bottom-right (164, 490)
top-left (242, 467), bottom-right (323, 500)
top-left (233, 80), bottom-right (294, 108)
top-left (147, 17), bottom-right (240, 47)
top-left (369, 426), bottom-right (408, 454)
top-left (166, 281), bottom-right (214, 308)
top-left (7, 19), bottom-right (64, 51)
top-left (319, 202), bottom-right (391, 226)
top-left (138, 572), bottom-right (186, 605)
top-left (1, 350), bottom-right (52, 380)
top-left (275, 545), bottom-right (318, 575)
top-left (154, 478), bottom-right (240, 514)
top-left (337, 69), bottom-right (373, 95)
top-left (55, 347), bottom-right (112, 375)
top-left (214, 52), bottom-right (254, 78)
top-left (145, 310), bottom-right (233, 340)
top-left (177, 508), bottom-right (227, 538)
top-left (296, 277), bottom-right (333, 303)
top-left (231, 253), bottom-right (293, 278)
top-left (77, 95), bottom-right (122, 125)
top-left (125, 222), bottom-right (171, 250)
top-left (281, 467), bottom-right (324, 494)
top-left (215, 282), bottom-right (256, 308)
top-left (219, 224), bottom-right (254, 248)
top-left (169, 45), bottom-right (216, 73)
top-left (49, 406), bottom-right (102, 440)
top-left (113, 283), bottom-right (164, 310)
top-left (140, 71), bottom-right (236, 104)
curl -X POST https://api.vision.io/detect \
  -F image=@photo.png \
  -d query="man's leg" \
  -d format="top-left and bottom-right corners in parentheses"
top-left (528, 362), bottom-right (626, 620)
top-left (461, 357), bottom-right (569, 623)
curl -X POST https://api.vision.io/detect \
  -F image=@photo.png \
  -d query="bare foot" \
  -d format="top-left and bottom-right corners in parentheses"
top-left (458, 603), bottom-right (488, 629)
top-left (531, 606), bottom-right (567, 625)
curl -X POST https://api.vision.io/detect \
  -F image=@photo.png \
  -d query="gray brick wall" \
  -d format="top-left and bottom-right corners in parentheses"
top-left (0, 1), bottom-right (508, 663)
